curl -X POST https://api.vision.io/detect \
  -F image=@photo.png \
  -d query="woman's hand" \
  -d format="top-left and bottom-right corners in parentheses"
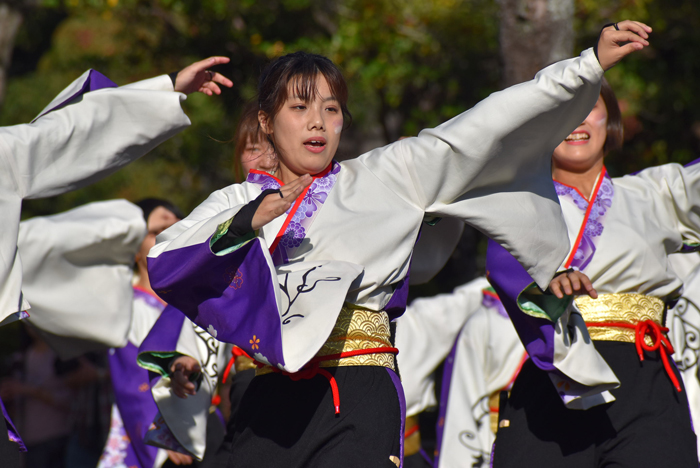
top-left (174, 57), bottom-right (233, 96)
top-left (597, 20), bottom-right (652, 71)
top-left (549, 270), bottom-right (598, 299)
top-left (170, 356), bottom-right (201, 399)
top-left (166, 450), bottom-right (194, 465)
top-left (251, 174), bottom-right (313, 230)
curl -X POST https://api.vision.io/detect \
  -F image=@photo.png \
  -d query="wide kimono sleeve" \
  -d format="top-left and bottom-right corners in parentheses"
top-left (625, 161), bottom-right (700, 249)
top-left (486, 239), bottom-right (619, 409)
top-left (359, 49), bottom-right (604, 290)
top-left (147, 188), bottom-right (365, 374)
top-left (18, 200), bottom-right (146, 359)
top-left (0, 69), bottom-right (189, 325)
top-left (1, 70), bottom-right (189, 200)
top-left (136, 305), bottom-right (231, 460)
top-left (395, 277), bottom-right (490, 417)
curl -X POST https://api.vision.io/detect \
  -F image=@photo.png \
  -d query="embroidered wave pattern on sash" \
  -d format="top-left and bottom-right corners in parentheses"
top-left (315, 306), bottom-right (396, 369)
top-left (554, 170), bottom-right (614, 270)
top-left (247, 161), bottom-right (341, 265)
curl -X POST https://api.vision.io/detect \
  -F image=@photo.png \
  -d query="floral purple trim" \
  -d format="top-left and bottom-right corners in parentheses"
top-left (246, 162), bottom-right (341, 265)
top-left (247, 172), bottom-right (282, 192)
top-left (554, 173), bottom-right (614, 271)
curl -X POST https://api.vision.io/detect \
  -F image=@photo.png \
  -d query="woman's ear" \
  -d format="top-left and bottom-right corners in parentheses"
top-left (258, 110), bottom-right (273, 135)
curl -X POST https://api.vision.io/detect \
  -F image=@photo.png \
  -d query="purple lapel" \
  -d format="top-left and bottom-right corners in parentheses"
top-left (247, 161), bottom-right (341, 265)
top-left (554, 167), bottom-right (613, 271)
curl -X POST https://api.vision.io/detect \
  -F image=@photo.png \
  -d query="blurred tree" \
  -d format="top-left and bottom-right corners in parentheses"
top-left (0, 0), bottom-right (698, 220)
top-left (0, 2), bottom-right (25, 108)
top-left (498, 0), bottom-right (574, 86)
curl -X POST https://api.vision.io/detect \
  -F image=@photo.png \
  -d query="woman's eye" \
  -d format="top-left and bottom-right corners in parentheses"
top-left (326, 107), bottom-right (338, 113)
top-left (292, 105), bottom-right (306, 110)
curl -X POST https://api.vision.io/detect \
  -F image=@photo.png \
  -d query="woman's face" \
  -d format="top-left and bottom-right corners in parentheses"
top-left (136, 206), bottom-right (180, 271)
top-left (260, 75), bottom-right (343, 183)
top-left (552, 95), bottom-right (608, 173)
top-left (240, 135), bottom-right (277, 175)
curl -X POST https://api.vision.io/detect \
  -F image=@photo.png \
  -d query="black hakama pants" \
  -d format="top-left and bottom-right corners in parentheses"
top-left (492, 341), bottom-right (698, 468)
top-left (207, 366), bottom-right (403, 468)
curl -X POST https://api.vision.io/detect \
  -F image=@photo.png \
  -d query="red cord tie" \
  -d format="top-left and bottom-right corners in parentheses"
top-left (587, 320), bottom-right (681, 392)
top-left (254, 346), bottom-right (398, 415)
top-left (404, 424), bottom-right (420, 439)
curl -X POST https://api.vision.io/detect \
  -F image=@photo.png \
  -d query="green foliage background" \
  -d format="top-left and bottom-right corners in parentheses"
top-left (3, 0), bottom-right (700, 218)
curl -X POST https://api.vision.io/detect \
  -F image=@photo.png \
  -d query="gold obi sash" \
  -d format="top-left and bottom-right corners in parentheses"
top-left (575, 293), bottom-right (665, 346)
top-left (256, 304), bottom-right (397, 377)
top-left (575, 293), bottom-right (681, 393)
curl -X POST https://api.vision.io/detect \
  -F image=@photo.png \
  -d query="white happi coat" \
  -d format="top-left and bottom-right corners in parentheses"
top-left (396, 279), bottom-right (525, 468)
top-left (540, 163), bottom-right (700, 408)
top-left (437, 292), bottom-right (524, 468)
top-left (148, 50), bottom-right (605, 375)
top-left (0, 71), bottom-right (190, 326)
top-left (395, 277), bottom-right (490, 418)
top-left (667, 252), bottom-right (700, 460)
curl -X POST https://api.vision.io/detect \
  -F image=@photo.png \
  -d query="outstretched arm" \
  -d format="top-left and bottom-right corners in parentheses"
top-left (358, 20), bottom-right (650, 290)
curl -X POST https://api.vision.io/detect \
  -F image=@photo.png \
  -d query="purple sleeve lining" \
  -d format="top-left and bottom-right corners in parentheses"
top-left (485, 239), bottom-right (557, 372)
top-left (147, 237), bottom-right (285, 367)
top-left (35, 69), bottom-right (117, 121)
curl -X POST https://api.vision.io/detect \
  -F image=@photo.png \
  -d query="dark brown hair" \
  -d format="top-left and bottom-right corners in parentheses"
top-left (232, 101), bottom-right (264, 182)
top-left (257, 51), bottom-right (352, 130)
top-left (600, 76), bottom-right (623, 154)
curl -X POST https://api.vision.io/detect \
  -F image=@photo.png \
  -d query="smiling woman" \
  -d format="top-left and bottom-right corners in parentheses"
top-left (140, 24), bottom-right (650, 468)
top-left (487, 66), bottom-right (700, 467)
top-left (551, 78), bottom-right (623, 193)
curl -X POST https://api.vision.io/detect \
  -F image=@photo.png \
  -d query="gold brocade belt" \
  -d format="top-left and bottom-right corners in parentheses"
top-left (255, 304), bottom-right (399, 414)
top-left (575, 293), bottom-right (665, 346)
top-left (575, 293), bottom-right (681, 392)
top-left (256, 304), bottom-right (396, 377)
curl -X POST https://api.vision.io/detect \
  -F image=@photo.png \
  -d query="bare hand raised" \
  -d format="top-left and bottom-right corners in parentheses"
top-left (174, 56), bottom-right (234, 96)
top-left (251, 174), bottom-right (313, 230)
top-left (549, 270), bottom-right (598, 299)
top-left (170, 355), bottom-right (201, 399)
top-left (166, 450), bottom-right (194, 465)
top-left (597, 20), bottom-right (652, 71)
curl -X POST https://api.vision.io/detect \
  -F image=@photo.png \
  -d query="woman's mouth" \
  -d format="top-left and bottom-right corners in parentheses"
top-left (565, 131), bottom-right (590, 145)
top-left (304, 137), bottom-right (327, 154)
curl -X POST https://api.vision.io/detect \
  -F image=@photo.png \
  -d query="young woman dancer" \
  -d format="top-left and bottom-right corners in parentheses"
top-left (135, 106), bottom-right (280, 463)
top-left (488, 67), bottom-right (699, 467)
top-left (145, 22), bottom-right (649, 467)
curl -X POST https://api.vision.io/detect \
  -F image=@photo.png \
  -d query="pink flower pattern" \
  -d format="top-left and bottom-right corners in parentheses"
top-left (97, 405), bottom-right (129, 468)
